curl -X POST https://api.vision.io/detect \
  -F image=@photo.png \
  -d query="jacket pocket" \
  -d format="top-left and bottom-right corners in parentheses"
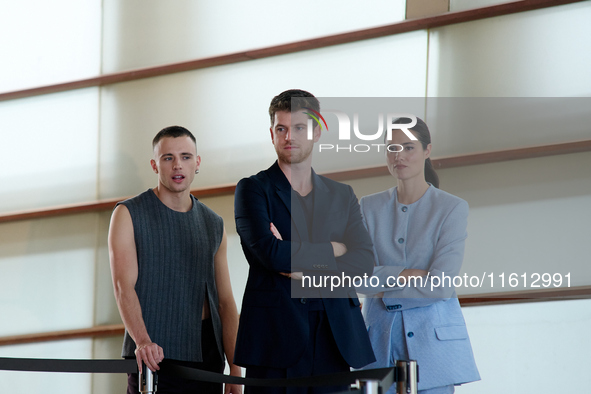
top-left (435, 325), bottom-right (468, 341)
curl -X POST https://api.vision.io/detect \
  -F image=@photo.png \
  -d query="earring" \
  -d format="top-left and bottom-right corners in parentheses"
top-left (195, 170), bottom-right (199, 174)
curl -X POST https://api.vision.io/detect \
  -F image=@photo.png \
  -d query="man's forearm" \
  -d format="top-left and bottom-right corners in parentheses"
top-left (219, 299), bottom-right (240, 370)
top-left (115, 287), bottom-right (151, 346)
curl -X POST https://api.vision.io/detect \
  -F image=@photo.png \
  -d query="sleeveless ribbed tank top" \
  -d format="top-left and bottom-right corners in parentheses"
top-left (117, 189), bottom-right (224, 362)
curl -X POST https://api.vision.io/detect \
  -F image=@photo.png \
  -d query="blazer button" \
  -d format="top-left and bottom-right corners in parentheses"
top-left (398, 238), bottom-right (404, 244)
top-left (394, 305), bottom-right (402, 309)
top-left (401, 206), bottom-right (408, 212)
top-left (300, 298), bottom-right (307, 304)
top-left (407, 332), bottom-right (414, 338)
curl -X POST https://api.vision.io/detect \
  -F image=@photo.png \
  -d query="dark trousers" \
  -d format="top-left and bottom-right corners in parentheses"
top-left (245, 310), bottom-right (350, 394)
top-left (127, 318), bottom-right (224, 394)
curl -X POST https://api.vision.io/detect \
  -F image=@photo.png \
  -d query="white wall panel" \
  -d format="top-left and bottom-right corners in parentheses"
top-left (439, 152), bottom-right (591, 293)
top-left (450, 0), bottom-right (509, 12)
top-left (425, 97), bottom-right (591, 157)
top-left (0, 214), bottom-right (98, 336)
top-left (101, 0), bottom-right (406, 73)
top-left (427, 2), bottom-right (591, 97)
top-left (93, 212), bottom-right (121, 327)
top-left (0, 339), bottom-right (93, 394)
top-left (99, 32), bottom-right (428, 198)
top-left (456, 300), bottom-right (591, 393)
top-left (0, 89), bottom-right (100, 213)
top-left (91, 336), bottom-right (126, 394)
top-left (0, 0), bottom-right (101, 93)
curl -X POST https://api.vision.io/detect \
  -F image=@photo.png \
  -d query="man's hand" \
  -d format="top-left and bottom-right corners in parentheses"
top-left (270, 222), bottom-right (283, 240)
top-left (134, 342), bottom-right (164, 373)
top-left (225, 366), bottom-right (243, 394)
top-left (331, 241), bottom-right (347, 257)
top-left (271, 223), bottom-right (303, 280)
top-left (285, 271), bottom-right (303, 280)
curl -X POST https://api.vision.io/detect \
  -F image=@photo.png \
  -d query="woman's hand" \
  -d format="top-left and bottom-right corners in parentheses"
top-left (399, 269), bottom-right (428, 278)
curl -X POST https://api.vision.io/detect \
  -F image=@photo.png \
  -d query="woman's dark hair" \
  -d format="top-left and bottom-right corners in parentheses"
top-left (390, 117), bottom-right (440, 188)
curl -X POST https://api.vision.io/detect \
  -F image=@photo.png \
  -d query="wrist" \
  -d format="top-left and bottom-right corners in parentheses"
top-left (229, 365), bottom-right (242, 375)
top-left (135, 338), bottom-right (153, 350)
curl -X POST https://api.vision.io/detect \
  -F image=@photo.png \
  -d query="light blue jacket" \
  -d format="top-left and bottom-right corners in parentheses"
top-left (359, 186), bottom-right (480, 391)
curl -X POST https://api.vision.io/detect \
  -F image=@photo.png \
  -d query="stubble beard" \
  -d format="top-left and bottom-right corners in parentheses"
top-left (276, 144), bottom-right (313, 166)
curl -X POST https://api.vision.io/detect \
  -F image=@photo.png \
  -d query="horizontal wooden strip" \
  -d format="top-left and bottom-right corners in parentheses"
top-left (2, 285), bottom-right (591, 346)
top-left (315, 139), bottom-right (591, 181)
top-left (432, 139), bottom-right (591, 169)
top-left (0, 0), bottom-right (584, 102)
top-left (0, 325), bottom-right (125, 347)
top-left (0, 185), bottom-right (237, 224)
top-left (459, 285), bottom-right (591, 307)
top-left (0, 140), bottom-right (589, 224)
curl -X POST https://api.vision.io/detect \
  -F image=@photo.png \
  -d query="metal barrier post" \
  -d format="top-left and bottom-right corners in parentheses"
top-left (395, 360), bottom-right (417, 394)
top-left (357, 379), bottom-right (380, 394)
top-left (139, 364), bottom-right (157, 393)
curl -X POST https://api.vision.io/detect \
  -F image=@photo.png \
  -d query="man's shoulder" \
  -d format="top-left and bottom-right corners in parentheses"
top-left (116, 189), bottom-right (153, 209)
top-left (192, 196), bottom-right (224, 224)
top-left (236, 162), bottom-right (280, 191)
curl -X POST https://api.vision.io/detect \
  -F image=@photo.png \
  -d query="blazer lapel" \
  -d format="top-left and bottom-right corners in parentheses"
top-left (268, 161), bottom-right (308, 242)
top-left (311, 169), bottom-right (330, 241)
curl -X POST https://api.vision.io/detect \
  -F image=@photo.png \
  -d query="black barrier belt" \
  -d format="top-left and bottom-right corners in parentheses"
top-left (160, 361), bottom-right (396, 387)
top-left (0, 357), bottom-right (397, 389)
top-left (0, 357), bottom-right (137, 374)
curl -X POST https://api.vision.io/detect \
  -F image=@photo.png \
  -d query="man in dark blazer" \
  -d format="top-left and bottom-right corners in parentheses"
top-left (234, 89), bottom-right (376, 394)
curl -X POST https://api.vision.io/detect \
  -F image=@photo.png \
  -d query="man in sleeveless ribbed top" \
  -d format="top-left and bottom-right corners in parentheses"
top-left (108, 126), bottom-right (242, 394)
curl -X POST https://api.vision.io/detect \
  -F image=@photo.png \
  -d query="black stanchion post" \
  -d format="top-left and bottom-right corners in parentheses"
top-left (139, 363), bottom-right (157, 393)
top-left (395, 360), bottom-right (417, 394)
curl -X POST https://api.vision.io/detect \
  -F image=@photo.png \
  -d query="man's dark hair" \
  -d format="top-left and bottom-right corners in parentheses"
top-left (152, 126), bottom-right (197, 150)
top-left (268, 89), bottom-right (320, 126)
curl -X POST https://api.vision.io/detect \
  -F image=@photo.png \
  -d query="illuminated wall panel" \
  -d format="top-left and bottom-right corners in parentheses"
top-left (427, 2), bottom-right (591, 97)
top-left (101, 0), bottom-right (406, 73)
top-left (0, 89), bottom-right (100, 213)
top-left (0, 0), bottom-right (101, 93)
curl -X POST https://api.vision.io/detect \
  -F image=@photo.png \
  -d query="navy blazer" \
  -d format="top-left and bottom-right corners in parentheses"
top-left (233, 161), bottom-right (376, 369)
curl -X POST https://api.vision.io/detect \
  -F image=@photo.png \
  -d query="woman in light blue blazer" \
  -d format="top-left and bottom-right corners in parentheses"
top-left (359, 118), bottom-right (480, 394)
